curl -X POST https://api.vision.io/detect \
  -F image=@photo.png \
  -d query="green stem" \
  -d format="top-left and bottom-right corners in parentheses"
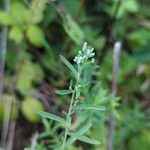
top-left (62, 90), bottom-right (75, 149)
top-left (62, 63), bottom-right (82, 149)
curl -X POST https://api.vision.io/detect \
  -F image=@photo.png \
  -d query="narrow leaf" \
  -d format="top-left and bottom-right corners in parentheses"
top-left (63, 15), bottom-right (84, 45)
top-left (55, 89), bottom-right (72, 95)
top-left (66, 136), bottom-right (77, 146)
top-left (77, 136), bottom-right (100, 145)
top-left (73, 104), bottom-right (106, 111)
top-left (67, 123), bottom-right (92, 145)
top-left (42, 118), bottom-right (51, 132)
top-left (38, 111), bottom-right (66, 126)
top-left (60, 55), bottom-right (77, 78)
top-left (74, 123), bottom-right (92, 136)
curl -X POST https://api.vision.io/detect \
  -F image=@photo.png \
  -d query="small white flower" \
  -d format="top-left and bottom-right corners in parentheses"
top-left (74, 42), bottom-right (95, 65)
top-left (78, 84), bottom-right (81, 88)
top-left (90, 52), bottom-right (95, 57)
top-left (91, 58), bottom-right (95, 63)
top-left (82, 42), bottom-right (87, 52)
top-left (78, 51), bottom-right (82, 54)
top-left (86, 49), bottom-right (91, 55)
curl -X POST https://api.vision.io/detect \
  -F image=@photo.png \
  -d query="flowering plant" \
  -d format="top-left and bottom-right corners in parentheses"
top-left (38, 42), bottom-right (104, 149)
top-left (74, 42), bottom-right (95, 64)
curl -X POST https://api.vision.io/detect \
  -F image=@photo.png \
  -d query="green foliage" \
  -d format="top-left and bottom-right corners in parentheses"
top-left (9, 26), bottom-right (23, 43)
top-left (17, 59), bottom-right (43, 93)
top-left (0, 0), bottom-right (149, 149)
top-left (63, 15), bottom-right (84, 45)
top-left (38, 111), bottom-right (67, 127)
top-left (21, 97), bottom-right (44, 122)
top-left (0, 11), bottom-right (14, 25)
top-left (67, 123), bottom-right (100, 146)
top-left (129, 130), bottom-right (150, 150)
top-left (73, 104), bottom-right (105, 111)
top-left (128, 29), bottom-right (150, 49)
top-left (0, 95), bottom-right (18, 122)
top-left (60, 55), bottom-right (78, 79)
top-left (27, 25), bottom-right (45, 47)
top-left (39, 42), bottom-right (101, 149)
top-left (109, 0), bottom-right (139, 18)
top-left (0, 0), bottom-right (47, 47)
top-left (55, 89), bottom-right (72, 95)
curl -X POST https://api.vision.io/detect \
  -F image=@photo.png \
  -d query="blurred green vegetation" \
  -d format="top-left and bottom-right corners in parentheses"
top-left (0, 0), bottom-right (150, 149)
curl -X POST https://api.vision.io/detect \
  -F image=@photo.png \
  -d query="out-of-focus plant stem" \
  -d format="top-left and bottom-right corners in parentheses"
top-left (0, 0), bottom-right (10, 148)
top-left (107, 41), bottom-right (121, 150)
top-left (0, 0), bottom-right (10, 95)
top-left (99, 0), bottom-right (122, 63)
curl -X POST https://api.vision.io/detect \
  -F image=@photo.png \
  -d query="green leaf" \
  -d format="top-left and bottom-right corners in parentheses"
top-left (73, 104), bottom-right (106, 111)
top-left (11, 2), bottom-right (30, 25)
top-left (77, 136), bottom-right (100, 145)
top-left (66, 136), bottom-right (76, 146)
top-left (63, 15), bottom-right (84, 45)
top-left (30, 0), bottom-right (47, 24)
top-left (27, 25), bottom-right (44, 47)
top-left (55, 89), bottom-right (72, 95)
top-left (42, 118), bottom-right (51, 132)
top-left (17, 60), bottom-right (35, 92)
top-left (128, 29), bottom-right (150, 49)
top-left (123, 0), bottom-right (139, 13)
top-left (38, 111), bottom-right (66, 126)
top-left (0, 11), bottom-right (14, 25)
top-left (68, 123), bottom-right (93, 145)
top-left (133, 48), bottom-right (150, 63)
top-left (75, 123), bottom-right (92, 136)
top-left (60, 55), bottom-right (77, 78)
top-left (32, 64), bottom-right (44, 83)
top-left (21, 97), bottom-right (44, 123)
top-left (9, 26), bottom-right (23, 43)
top-left (67, 123), bottom-right (93, 146)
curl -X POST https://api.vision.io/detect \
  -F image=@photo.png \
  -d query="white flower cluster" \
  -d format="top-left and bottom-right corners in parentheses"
top-left (73, 42), bottom-right (95, 64)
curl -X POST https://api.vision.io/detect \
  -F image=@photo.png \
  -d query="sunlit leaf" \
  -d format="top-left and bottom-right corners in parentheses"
top-left (9, 26), bottom-right (23, 43)
top-left (17, 61), bottom-right (35, 92)
top-left (27, 25), bottom-right (44, 47)
top-left (21, 97), bottom-right (44, 123)
top-left (11, 2), bottom-right (30, 24)
top-left (0, 11), bottom-right (14, 25)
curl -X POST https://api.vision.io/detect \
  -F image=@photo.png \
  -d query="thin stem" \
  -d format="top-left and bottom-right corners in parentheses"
top-left (62, 90), bottom-right (75, 149)
top-left (107, 41), bottom-right (121, 150)
top-left (62, 64), bottom-right (82, 149)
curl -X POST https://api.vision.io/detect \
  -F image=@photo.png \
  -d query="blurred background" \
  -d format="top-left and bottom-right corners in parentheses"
top-left (0, 0), bottom-right (150, 150)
